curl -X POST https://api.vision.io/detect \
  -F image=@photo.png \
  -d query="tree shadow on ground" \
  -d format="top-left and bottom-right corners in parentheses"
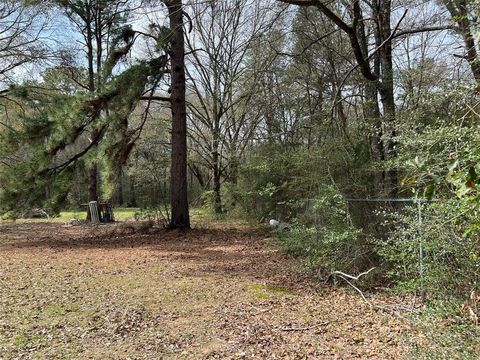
top-left (0, 222), bottom-right (313, 292)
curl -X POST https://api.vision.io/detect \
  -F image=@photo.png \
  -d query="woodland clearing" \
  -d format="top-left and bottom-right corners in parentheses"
top-left (0, 217), bottom-right (457, 360)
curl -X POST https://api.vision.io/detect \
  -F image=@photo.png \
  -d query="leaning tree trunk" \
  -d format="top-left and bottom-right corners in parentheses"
top-left (443, 0), bottom-right (480, 83)
top-left (167, 0), bottom-right (190, 229)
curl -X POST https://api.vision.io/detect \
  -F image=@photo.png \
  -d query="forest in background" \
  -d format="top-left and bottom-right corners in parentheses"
top-left (1, 0), bottom-right (480, 311)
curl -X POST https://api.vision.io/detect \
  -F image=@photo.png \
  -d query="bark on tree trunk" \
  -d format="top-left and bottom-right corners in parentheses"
top-left (376, 0), bottom-right (397, 196)
top-left (211, 117), bottom-right (222, 214)
top-left (167, 0), bottom-right (190, 229)
top-left (117, 168), bottom-right (124, 206)
top-left (129, 175), bottom-right (137, 207)
top-left (88, 166), bottom-right (98, 202)
top-left (359, 7), bottom-right (385, 196)
top-left (364, 81), bottom-right (385, 196)
top-left (86, 7), bottom-right (98, 209)
top-left (87, 161), bottom-right (98, 221)
top-left (212, 156), bottom-right (222, 214)
top-left (443, 0), bottom-right (480, 83)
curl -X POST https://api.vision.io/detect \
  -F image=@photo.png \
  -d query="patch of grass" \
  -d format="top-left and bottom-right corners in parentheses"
top-left (248, 283), bottom-right (297, 300)
top-left (1, 207), bottom-right (139, 223)
top-left (43, 303), bottom-right (81, 317)
top-left (59, 207), bottom-right (138, 222)
top-left (113, 207), bottom-right (139, 221)
top-left (266, 285), bottom-right (297, 295)
top-left (12, 332), bottom-right (48, 348)
top-left (53, 211), bottom-right (87, 222)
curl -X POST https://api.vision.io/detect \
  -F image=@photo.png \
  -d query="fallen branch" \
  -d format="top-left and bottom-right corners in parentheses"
top-left (246, 302), bottom-right (273, 315)
top-left (329, 268), bottom-right (413, 318)
top-left (280, 321), bottom-right (330, 332)
top-left (332, 272), bottom-right (373, 306)
top-left (331, 267), bottom-right (376, 281)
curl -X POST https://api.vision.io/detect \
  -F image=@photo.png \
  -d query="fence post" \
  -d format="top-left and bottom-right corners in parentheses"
top-left (418, 200), bottom-right (425, 300)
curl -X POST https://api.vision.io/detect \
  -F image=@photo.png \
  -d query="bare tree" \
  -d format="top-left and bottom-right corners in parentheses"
top-left (185, 0), bottom-right (272, 213)
top-left (0, 1), bottom-right (49, 93)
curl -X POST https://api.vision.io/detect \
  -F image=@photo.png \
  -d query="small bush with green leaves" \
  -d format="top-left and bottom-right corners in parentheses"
top-left (385, 87), bottom-right (480, 299)
top-left (200, 182), bottom-right (241, 218)
top-left (236, 142), bottom-right (369, 221)
top-left (134, 207), bottom-right (169, 227)
top-left (277, 185), bottom-right (376, 277)
top-left (377, 201), bottom-right (480, 298)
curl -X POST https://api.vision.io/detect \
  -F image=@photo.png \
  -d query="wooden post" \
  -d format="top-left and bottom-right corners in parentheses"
top-left (89, 201), bottom-right (100, 223)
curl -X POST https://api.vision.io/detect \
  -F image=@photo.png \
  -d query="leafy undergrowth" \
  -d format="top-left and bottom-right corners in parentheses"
top-left (0, 217), bottom-right (467, 359)
top-left (406, 301), bottom-right (480, 360)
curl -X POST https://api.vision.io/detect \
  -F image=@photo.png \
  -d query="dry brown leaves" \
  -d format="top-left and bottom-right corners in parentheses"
top-left (0, 221), bottom-right (412, 359)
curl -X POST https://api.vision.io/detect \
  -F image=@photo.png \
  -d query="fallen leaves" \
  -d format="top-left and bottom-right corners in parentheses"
top-left (0, 220), bottom-right (411, 359)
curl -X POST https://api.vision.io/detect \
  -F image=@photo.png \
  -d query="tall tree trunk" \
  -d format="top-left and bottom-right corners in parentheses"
top-left (86, 5), bottom-right (99, 204)
top-left (376, 0), bottom-right (397, 195)
top-left (358, 6), bottom-right (384, 196)
top-left (228, 153), bottom-right (239, 185)
top-left (167, 0), bottom-right (190, 229)
top-left (212, 112), bottom-right (222, 214)
top-left (364, 81), bottom-right (385, 196)
top-left (88, 166), bottom-right (98, 202)
top-left (117, 167), bottom-right (124, 205)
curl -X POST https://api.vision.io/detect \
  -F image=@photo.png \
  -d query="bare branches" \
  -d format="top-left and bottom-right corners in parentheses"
top-left (279, 0), bottom-right (351, 32)
top-left (331, 9), bottom-right (408, 113)
top-left (0, 1), bottom-right (49, 87)
top-left (185, 0), bottom-right (273, 191)
top-left (393, 25), bottom-right (454, 39)
top-left (441, 0), bottom-right (480, 83)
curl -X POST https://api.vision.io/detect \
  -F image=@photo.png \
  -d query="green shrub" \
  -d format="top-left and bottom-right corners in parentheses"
top-left (384, 88), bottom-right (480, 299)
top-left (134, 206), bottom-right (169, 226)
top-left (377, 201), bottom-right (480, 298)
top-left (277, 185), bottom-right (376, 277)
top-left (236, 144), bottom-right (365, 220)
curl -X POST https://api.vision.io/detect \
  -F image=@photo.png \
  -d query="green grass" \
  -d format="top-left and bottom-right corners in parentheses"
top-left (60, 207), bottom-right (139, 222)
top-left (247, 283), bottom-right (298, 300)
top-left (112, 207), bottom-right (139, 221)
top-left (1, 207), bottom-right (139, 223)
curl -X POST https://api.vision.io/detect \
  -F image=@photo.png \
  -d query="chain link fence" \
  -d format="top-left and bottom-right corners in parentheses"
top-left (300, 197), bottom-right (432, 293)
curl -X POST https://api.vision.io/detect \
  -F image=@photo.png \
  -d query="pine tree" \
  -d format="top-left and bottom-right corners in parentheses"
top-left (0, 3), bottom-right (169, 215)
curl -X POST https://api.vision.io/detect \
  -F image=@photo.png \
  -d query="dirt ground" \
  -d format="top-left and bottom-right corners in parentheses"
top-left (0, 219), bottom-right (413, 359)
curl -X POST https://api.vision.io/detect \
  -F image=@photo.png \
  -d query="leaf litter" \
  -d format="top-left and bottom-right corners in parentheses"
top-left (0, 220), bottom-right (413, 359)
